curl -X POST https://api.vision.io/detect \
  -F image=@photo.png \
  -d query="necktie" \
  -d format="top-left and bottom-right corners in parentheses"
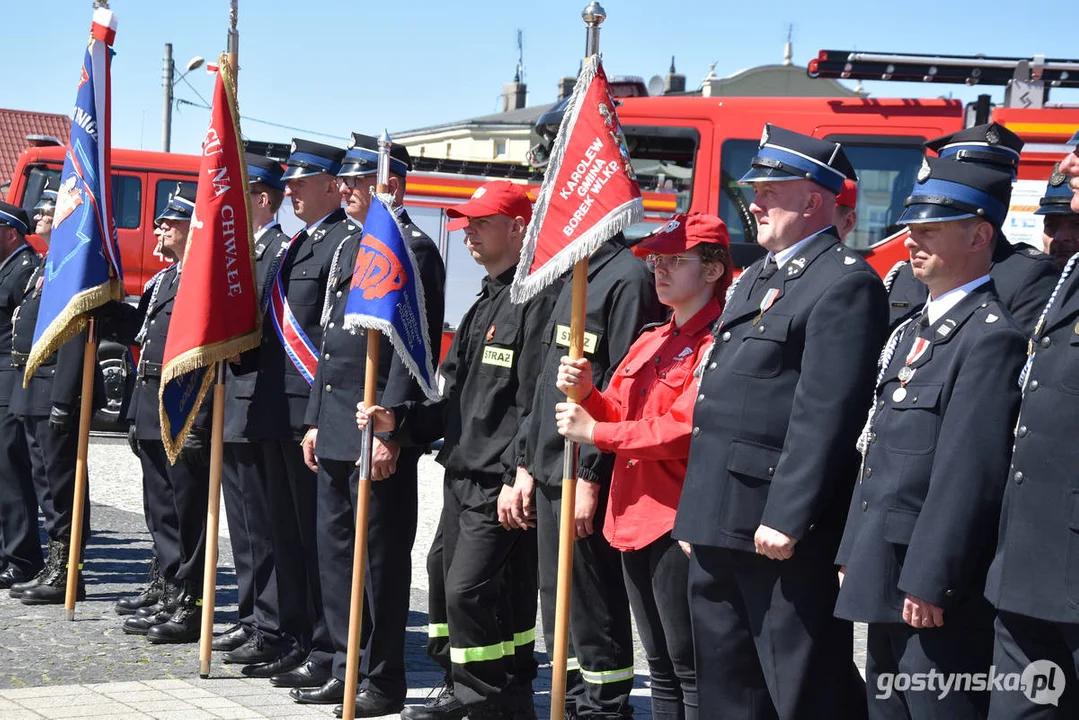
top-left (752, 256), bottom-right (778, 293)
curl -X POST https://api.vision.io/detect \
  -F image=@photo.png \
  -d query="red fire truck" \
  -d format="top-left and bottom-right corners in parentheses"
top-left (5, 48), bottom-right (1078, 425)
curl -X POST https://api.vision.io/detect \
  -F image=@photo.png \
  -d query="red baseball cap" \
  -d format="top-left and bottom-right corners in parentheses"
top-left (837, 178), bottom-right (858, 209)
top-left (633, 212), bottom-right (730, 256)
top-left (446, 180), bottom-right (533, 231)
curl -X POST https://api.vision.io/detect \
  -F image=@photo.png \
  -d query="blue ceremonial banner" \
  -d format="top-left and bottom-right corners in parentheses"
top-left (25, 7), bottom-right (124, 384)
top-left (342, 194), bottom-right (438, 400)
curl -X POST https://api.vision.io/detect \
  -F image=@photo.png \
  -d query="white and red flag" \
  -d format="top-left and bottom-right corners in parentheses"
top-left (511, 55), bottom-right (643, 302)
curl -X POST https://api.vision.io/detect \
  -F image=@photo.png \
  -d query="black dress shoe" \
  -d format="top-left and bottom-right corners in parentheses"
top-left (122, 607), bottom-right (172, 635)
top-left (271, 659), bottom-right (332, 688)
top-left (0, 565), bottom-right (38, 590)
top-left (237, 645), bottom-right (305, 676)
top-left (211, 623), bottom-right (250, 652)
top-left (222, 632), bottom-right (286, 665)
top-left (334, 688), bottom-right (405, 718)
top-left (291, 677), bottom-right (345, 704)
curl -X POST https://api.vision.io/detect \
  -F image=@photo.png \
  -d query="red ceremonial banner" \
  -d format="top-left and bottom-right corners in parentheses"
top-left (511, 55), bottom-right (643, 303)
top-left (159, 55), bottom-right (261, 461)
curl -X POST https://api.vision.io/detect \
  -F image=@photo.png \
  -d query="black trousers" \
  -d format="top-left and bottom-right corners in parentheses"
top-left (440, 471), bottom-right (537, 707)
top-left (425, 513), bottom-right (450, 674)
top-left (137, 439), bottom-right (209, 590)
top-left (22, 415), bottom-right (88, 548)
top-left (0, 408), bottom-right (42, 574)
top-left (315, 456), bottom-right (419, 702)
top-left (621, 534), bottom-right (696, 720)
top-left (865, 619), bottom-right (993, 720)
top-left (988, 612), bottom-right (1079, 719)
top-left (222, 440), bottom-right (323, 644)
top-left (537, 481), bottom-right (634, 719)
top-left (687, 544), bottom-right (866, 720)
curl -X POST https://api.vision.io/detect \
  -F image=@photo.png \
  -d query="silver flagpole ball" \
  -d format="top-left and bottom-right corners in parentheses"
top-left (582, 2), bottom-right (606, 25)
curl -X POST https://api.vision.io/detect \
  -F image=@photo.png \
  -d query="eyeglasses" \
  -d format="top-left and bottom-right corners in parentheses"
top-left (339, 175), bottom-right (374, 190)
top-left (644, 254), bottom-right (700, 272)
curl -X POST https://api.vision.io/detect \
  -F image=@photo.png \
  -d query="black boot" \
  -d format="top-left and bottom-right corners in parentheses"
top-left (504, 681), bottom-right (536, 720)
top-left (20, 543), bottom-right (85, 606)
top-left (146, 586), bottom-right (201, 644)
top-left (9, 540), bottom-right (59, 599)
top-left (115, 556), bottom-right (163, 616)
top-left (400, 675), bottom-right (468, 720)
top-left (122, 579), bottom-right (181, 635)
top-left (465, 700), bottom-right (505, 720)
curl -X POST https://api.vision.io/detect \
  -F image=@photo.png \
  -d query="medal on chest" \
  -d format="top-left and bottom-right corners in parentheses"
top-left (753, 288), bottom-right (781, 327)
top-left (892, 336), bottom-right (929, 402)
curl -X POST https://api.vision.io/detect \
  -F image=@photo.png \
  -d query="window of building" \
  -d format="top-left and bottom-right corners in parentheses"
top-left (494, 139), bottom-right (507, 158)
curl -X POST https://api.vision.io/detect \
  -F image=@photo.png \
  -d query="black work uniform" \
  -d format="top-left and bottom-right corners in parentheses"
top-left (9, 260), bottom-right (97, 552)
top-left (522, 236), bottom-right (664, 718)
top-left (302, 211), bottom-right (445, 700)
top-left (221, 223), bottom-right (289, 630)
top-left (103, 265), bottom-right (211, 594)
top-left (391, 264), bottom-right (558, 708)
top-left (984, 260), bottom-right (1079, 719)
top-left (0, 245), bottom-right (41, 576)
top-left (836, 282), bottom-right (1025, 720)
top-left (223, 211), bottom-right (359, 652)
top-left (674, 230), bottom-right (887, 720)
top-left (885, 239), bottom-right (1058, 333)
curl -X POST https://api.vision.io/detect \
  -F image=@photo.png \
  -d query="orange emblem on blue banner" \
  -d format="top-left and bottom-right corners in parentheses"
top-left (353, 235), bottom-right (408, 300)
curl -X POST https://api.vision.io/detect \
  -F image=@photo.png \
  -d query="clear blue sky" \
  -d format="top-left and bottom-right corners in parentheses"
top-left (1, 0), bottom-right (1076, 155)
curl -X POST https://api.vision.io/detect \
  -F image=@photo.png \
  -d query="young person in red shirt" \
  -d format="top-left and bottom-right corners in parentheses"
top-left (553, 212), bottom-right (732, 720)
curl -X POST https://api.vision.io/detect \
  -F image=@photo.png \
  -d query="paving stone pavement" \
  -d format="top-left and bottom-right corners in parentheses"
top-left (0, 437), bottom-right (666, 719)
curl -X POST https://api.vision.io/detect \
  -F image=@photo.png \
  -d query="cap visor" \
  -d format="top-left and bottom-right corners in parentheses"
top-left (1034, 203), bottom-right (1076, 216)
top-left (337, 165), bottom-right (377, 178)
top-left (632, 234), bottom-right (692, 257)
top-left (281, 166), bottom-right (325, 181)
top-left (738, 166), bottom-right (805, 185)
top-left (897, 203), bottom-right (976, 225)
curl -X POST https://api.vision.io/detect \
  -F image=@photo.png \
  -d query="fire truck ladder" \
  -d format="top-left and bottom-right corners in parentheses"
top-left (808, 50), bottom-right (1079, 109)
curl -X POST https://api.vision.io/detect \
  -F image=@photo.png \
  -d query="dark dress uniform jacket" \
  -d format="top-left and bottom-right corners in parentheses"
top-left (887, 239), bottom-right (1059, 333)
top-left (392, 265), bottom-right (559, 481)
top-left (986, 268), bottom-right (1079, 623)
top-left (226, 210), bottom-right (360, 441)
top-left (0, 246), bottom-right (38, 408)
top-left (835, 283), bottom-right (1025, 623)
top-left (523, 237), bottom-right (664, 487)
top-left (674, 229), bottom-right (889, 552)
top-left (9, 261), bottom-right (97, 417)
top-left (303, 212), bottom-right (446, 461)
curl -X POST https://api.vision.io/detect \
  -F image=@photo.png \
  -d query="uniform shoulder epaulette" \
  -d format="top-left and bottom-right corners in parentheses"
top-left (1022, 246), bottom-right (1043, 258)
top-left (828, 244), bottom-right (866, 271)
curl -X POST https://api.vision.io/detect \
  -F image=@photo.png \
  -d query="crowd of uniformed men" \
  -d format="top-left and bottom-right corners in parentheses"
top-left (0, 119), bottom-right (1078, 720)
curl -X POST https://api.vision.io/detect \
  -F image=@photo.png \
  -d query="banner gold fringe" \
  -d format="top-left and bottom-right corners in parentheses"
top-left (22, 280), bottom-right (123, 388)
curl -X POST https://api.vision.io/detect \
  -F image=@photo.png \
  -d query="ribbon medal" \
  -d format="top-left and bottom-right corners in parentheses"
top-left (892, 336), bottom-right (929, 402)
top-left (753, 288), bottom-right (781, 327)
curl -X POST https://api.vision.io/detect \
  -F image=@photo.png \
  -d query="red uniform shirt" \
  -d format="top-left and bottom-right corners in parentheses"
top-left (583, 298), bottom-right (721, 551)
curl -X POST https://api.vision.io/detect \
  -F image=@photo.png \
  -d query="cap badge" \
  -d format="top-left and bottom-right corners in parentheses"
top-left (760, 125), bottom-right (771, 147)
top-left (472, 187), bottom-right (487, 199)
top-left (660, 218), bottom-right (681, 234)
top-left (347, 136), bottom-right (357, 150)
top-left (917, 158), bottom-right (931, 183)
top-left (290, 141), bottom-right (297, 154)
top-left (1050, 166), bottom-right (1067, 187)
top-left (986, 126), bottom-right (1000, 145)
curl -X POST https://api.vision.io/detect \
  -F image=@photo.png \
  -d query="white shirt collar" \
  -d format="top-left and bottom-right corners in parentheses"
top-left (771, 227), bottom-right (830, 269)
top-left (305, 212), bottom-right (334, 235)
top-left (253, 223), bottom-right (272, 241)
top-left (925, 275), bottom-right (991, 325)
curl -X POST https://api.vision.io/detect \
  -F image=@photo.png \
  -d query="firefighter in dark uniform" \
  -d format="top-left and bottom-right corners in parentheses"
top-left (836, 157), bottom-right (1026, 719)
top-left (1037, 162), bottom-right (1079, 270)
top-left (100, 184), bottom-right (210, 643)
top-left (985, 131), bottom-right (1079, 719)
top-left (282, 134), bottom-right (445, 715)
top-left (220, 140), bottom-right (358, 677)
top-left (6, 193), bottom-right (101, 604)
top-left (675, 125), bottom-right (887, 719)
top-left (0, 202), bottom-right (41, 589)
top-left (507, 233), bottom-right (664, 717)
top-left (883, 123), bottom-right (1059, 333)
top-left (213, 154), bottom-right (291, 656)
top-left (358, 180), bottom-right (558, 720)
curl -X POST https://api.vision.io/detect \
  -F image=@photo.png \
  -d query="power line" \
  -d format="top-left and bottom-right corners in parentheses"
top-left (174, 98), bottom-right (350, 142)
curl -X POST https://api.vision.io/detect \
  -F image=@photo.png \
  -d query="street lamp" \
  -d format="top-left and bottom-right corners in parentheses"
top-left (161, 43), bottom-right (205, 152)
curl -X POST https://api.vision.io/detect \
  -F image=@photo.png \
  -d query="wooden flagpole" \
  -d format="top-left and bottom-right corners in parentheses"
top-left (198, 0), bottom-right (239, 677)
top-left (550, 3), bottom-right (605, 714)
top-left (64, 319), bottom-right (97, 620)
top-left (341, 129), bottom-right (390, 720)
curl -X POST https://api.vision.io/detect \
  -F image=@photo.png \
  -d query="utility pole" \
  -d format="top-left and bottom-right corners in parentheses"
top-left (162, 42), bottom-right (174, 152)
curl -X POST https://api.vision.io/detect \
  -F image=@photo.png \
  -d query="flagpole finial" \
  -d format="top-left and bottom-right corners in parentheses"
top-left (582, 2), bottom-right (606, 26)
top-left (376, 129), bottom-right (392, 192)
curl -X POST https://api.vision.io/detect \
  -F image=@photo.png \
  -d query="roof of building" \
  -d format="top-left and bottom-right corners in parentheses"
top-left (0, 108), bottom-right (70, 185)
